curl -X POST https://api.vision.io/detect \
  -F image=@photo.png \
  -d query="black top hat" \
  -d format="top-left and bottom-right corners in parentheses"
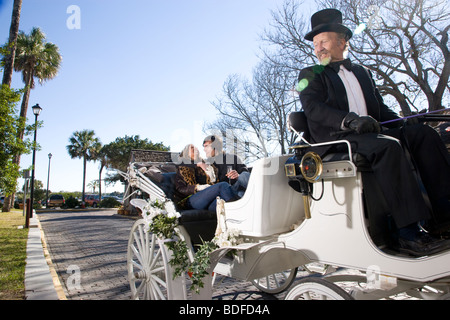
top-left (304, 8), bottom-right (352, 41)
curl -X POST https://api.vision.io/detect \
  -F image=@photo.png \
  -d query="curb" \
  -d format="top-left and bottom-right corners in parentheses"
top-left (25, 213), bottom-right (66, 300)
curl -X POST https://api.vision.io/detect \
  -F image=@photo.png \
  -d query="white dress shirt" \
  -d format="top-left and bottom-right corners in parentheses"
top-left (338, 64), bottom-right (368, 116)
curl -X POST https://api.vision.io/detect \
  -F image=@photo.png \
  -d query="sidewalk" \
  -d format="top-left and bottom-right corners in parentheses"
top-left (24, 213), bottom-right (65, 300)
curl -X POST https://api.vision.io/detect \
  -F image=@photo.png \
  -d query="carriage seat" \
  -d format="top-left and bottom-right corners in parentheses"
top-left (288, 111), bottom-right (371, 169)
top-left (139, 165), bottom-right (216, 244)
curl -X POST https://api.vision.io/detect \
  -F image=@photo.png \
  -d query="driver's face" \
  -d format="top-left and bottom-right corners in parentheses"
top-left (313, 32), bottom-right (346, 64)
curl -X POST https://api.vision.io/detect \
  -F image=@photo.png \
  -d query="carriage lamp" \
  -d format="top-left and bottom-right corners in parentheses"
top-left (285, 151), bottom-right (323, 219)
top-left (285, 163), bottom-right (296, 177)
top-left (285, 152), bottom-right (323, 182)
top-left (300, 152), bottom-right (323, 183)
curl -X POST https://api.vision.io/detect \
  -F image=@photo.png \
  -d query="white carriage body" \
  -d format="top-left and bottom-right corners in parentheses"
top-left (224, 155), bottom-right (305, 237)
top-left (124, 140), bottom-right (450, 300)
top-left (217, 154), bottom-right (450, 285)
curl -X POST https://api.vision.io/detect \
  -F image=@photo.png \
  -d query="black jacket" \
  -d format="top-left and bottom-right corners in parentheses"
top-left (207, 153), bottom-right (248, 185)
top-left (298, 62), bottom-right (400, 146)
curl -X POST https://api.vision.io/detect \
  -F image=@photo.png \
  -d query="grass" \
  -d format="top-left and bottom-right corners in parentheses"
top-left (0, 210), bottom-right (28, 300)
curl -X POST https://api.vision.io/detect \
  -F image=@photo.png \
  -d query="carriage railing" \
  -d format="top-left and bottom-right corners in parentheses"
top-left (290, 126), bottom-right (355, 163)
top-left (117, 162), bottom-right (168, 203)
top-left (288, 115), bottom-right (355, 163)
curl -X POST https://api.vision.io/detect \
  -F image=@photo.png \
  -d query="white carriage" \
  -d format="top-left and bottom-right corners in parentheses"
top-left (122, 112), bottom-right (450, 300)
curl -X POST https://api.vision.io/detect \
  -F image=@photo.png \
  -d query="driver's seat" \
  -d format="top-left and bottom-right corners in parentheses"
top-left (288, 111), bottom-right (392, 247)
top-left (288, 110), bottom-right (311, 142)
top-left (288, 111), bottom-right (370, 167)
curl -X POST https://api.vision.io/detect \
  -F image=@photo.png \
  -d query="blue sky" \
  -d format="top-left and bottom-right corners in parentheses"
top-left (1, 0), bottom-right (316, 193)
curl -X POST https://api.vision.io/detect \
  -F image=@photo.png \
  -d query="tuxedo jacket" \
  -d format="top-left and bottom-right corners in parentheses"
top-left (297, 62), bottom-right (400, 145)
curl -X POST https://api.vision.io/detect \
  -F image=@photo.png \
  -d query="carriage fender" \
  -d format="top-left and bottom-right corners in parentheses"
top-left (245, 246), bottom-right (310, 281)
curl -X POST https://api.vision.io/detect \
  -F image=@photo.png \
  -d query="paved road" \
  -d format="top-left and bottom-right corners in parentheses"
top-left (37, 209), bottom-right (278, 300)
top-left (37, 210), bottom-right (134, 300)
top-left (37, 209), bottom-right (417, 300)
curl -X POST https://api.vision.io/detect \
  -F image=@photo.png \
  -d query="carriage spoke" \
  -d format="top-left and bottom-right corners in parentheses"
top-left (251, 268), bottom-right (298, 294)
top-left (131, 258), bottom-right (143, 271)
top-left (272, 274), bottom-right (281, 289)
top-left (149, 233), bottom-right (156, 259)
top-left (151, 265), bottom-right (165, 274)
top-left (151, 273), bottom-right (167, 288)
top-left (151, 278), bottom-right (167, 300)
top-left (149, 247), bottom-right (163, 270)
top-left (133, 231), bottom-right (145, 259)
top-left (138, 226), bottom-right (147, 262)
top-left (135, 279), bottom-right (146, 298)
top-left (130, 244), bottom-right (144, 266)
top-left (127, 219), bottom-right (175, 300)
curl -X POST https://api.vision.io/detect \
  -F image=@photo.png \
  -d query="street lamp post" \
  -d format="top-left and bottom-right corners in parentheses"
top-left (46, 153), bottom-right (52, 207)
top-left (29, 104), bottom-right (42, 219)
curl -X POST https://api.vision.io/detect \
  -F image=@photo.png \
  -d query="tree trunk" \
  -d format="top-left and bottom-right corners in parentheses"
top-left (82, 156), bottom-right (87, 205)
top-left (1, 0), bottom-right (23, 212)
top-left (98, 165), bottom-right (104, 202)
top-left (1, 0), bottom-right (23, 87)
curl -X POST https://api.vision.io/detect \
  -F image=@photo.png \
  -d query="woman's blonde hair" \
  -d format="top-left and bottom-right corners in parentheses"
top-left (179, 144), bottom-right (203, 163)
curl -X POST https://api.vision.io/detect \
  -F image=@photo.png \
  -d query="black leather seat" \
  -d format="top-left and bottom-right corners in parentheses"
top-left (288, 110), bottom-right (311, 141)
top-left (156, 172), bottom-right (217, 245)
top-left (289, 111), bottom-right (371, 168)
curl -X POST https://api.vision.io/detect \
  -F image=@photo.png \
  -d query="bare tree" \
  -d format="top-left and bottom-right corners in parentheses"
top-left (206, 59), bottom-right (298, 161)
top-left (207, 72), bottom-right (273, 162)
top-left (208, 0), bottom-right (450, 160)
top-left (207, 1), bottom-right (314, 160)
top-left (320, 0), bottom-right (450, 114)
top-left (261, 0), bottom-right (449, 114)
top-left (259, 0), bottom-right (316, 75)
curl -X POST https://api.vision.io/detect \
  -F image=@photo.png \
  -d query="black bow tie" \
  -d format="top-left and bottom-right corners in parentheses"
top-left (328, 58), bottom-right (352, 72)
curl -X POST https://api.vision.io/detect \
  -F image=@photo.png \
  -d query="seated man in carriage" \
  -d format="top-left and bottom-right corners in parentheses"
top-left (174, 144), bottom-right (239, 211)
top-left (203, 134), bottom-right (250, 198)
top-left (296, 9), bottom-right (450, 256)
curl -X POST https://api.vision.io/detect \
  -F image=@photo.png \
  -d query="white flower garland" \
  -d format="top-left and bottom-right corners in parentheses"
top-left (140, 198), bottom-right (180, 232)
top-left (214, 228), bottom-right (242, 248)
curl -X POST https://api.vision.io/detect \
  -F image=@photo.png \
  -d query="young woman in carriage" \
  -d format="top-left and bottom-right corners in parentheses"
top-left (174, 144), bottom-right (239, 212)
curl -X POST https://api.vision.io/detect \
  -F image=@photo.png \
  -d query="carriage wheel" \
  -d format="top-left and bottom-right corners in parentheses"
top-left (251, 268), bottom-right (298, 294)
top-left (285, 277), bottom-right (354, 300)
top-left (127, 219), bottom-right (172, 300)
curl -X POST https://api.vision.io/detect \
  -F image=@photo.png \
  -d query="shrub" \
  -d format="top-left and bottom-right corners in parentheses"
top-left (100, 197), bottom-right (121, 208)
top-left (65, 196), bottom-right (79, 208)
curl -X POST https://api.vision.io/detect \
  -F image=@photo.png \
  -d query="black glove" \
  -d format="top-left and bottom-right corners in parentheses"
top-left (403, 110), bottom-right (426, 126)
top-left (344, 112), bottom-right (381, 134)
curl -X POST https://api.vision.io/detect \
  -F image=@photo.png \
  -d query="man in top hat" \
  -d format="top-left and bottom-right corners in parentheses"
top-left (297, 8), bottom-right (450, 256)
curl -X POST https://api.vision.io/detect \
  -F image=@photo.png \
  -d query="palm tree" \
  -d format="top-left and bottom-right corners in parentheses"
top-left (14, 27), bottom-right (61, 132)
top-left (87, 180), bottom-right (99, 193)
top-left (2, 26), bottom-right (61, 212)
top-left (66, 130), bottom-right (102, 204)
top-left (97, 146), bottom-right (109, 201)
